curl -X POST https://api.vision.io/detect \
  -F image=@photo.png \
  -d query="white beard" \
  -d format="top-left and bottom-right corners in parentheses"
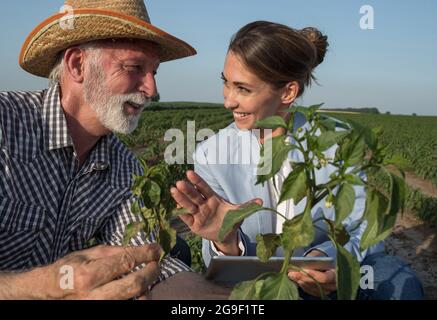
top-left (83, 61), bottom-right (151, 134)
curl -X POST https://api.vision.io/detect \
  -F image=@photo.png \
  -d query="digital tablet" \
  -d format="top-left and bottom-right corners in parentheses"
top-left (205, 256), bottom-right (335, 284)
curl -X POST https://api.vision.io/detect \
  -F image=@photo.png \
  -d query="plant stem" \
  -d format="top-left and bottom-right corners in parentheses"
top-left (280, 250), bottom-right (292, 274)
top-left (262, 207), bottom-right (289, 221)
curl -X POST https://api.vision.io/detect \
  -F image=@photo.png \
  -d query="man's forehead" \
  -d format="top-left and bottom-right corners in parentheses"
top-left (99, 39), bottom-right (160, 61)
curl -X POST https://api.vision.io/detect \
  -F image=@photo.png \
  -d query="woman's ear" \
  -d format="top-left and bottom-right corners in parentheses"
top-left (63, 47), bottom-right (86, 83)
top-left (281, 81), bottom-right (299, 105)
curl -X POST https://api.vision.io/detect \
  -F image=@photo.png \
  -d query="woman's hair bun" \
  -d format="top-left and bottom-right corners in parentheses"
top-left (299, 27), bottom-right (329, 68)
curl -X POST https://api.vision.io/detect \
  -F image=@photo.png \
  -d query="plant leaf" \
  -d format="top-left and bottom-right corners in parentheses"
top-left (337, 133), bottom-right (366, 167)
top-left (229, 279), bottom-right (259, 300)
top-left (255, 116), bottom-right (287, 129)
top-left (131, 200), bottom-right (141, 216)
top-left (256, 234), bottom-right (281, 262)
top-left (278, 163), bottom-right (308, 205)
top-left (344, 174), bottom-right (365, 186)
top-left (123, 221), bottom-right (146, 246)
top-left (258, 273), bottom-right (299, 300)
top-left (158, 227), bottom-right (177, 256)
top-left (257, 135), bottom-right (295, 185)
top-left (148, 181), bottom-right (161, 206)
top-left (347, 118), bottom-right (377, 151)
top-left (334, 224), bottom-right (351, 246)
top-left (333, 240), bottom-right (361, 300)
top-left (316, 131), bottom-right (349, 151)
top-left (360, 187), bottom-right (397, 250)
top-left (319, 118), bottom-right (336, 132)
top-left (231, 279), bottom-right (268, 300)
top-left (385, 169), bottom-right (407, 215)
top-left (132, 175), bottom-right (147, 197)
top-left (218, 203), bottom-right (264, 242)
top-left (334, 183), bottom-right (356, 226)
top-left (281, 207), bottom-right (315, 251)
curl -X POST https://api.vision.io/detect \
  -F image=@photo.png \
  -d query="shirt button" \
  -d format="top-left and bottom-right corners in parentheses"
top-left (94, 162), bottom-right (107, 170)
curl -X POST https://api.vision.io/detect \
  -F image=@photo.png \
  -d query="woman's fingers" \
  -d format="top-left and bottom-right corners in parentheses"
top-left (175, 180), bottom-right (206, 206)
top-left (178, 212), bottom-right (194, 228)
top-left (302, 269), bottom-right (336, 285)
top-left (170, 186), bottom-right (199, 214)
top-left (288, 269), bottom-right (336, 297)
top-left (186, 171), bottom-right (216, 199)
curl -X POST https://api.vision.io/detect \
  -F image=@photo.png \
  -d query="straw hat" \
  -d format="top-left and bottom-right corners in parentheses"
top-left (19, 0), bottom-right (197, 78)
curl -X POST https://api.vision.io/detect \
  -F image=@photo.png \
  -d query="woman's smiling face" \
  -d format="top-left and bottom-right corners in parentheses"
top-left (222, 50), bottom-right (291, 130)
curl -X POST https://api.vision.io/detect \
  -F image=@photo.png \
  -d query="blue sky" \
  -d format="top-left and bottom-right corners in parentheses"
top-left (1, 0), bottom-right (436, 115)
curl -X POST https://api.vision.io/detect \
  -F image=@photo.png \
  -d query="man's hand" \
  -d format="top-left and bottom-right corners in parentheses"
top-left (0, 244), bottom-right (161, 300)
top-left (170, 170), bottom-right (262, 255)
top-left (288, 250), bottom-right (337, 298)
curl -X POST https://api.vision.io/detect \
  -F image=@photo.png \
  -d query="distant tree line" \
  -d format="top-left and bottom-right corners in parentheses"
top-left (323, 107), bottom-right (380, 114)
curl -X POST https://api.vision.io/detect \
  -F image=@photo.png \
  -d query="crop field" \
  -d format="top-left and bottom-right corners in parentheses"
top-left (330, 113), bottom-right (437, 187)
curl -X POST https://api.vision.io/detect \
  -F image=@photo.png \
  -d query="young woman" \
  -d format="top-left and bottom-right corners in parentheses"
top-left (170, 21), bottom-right (423, 299)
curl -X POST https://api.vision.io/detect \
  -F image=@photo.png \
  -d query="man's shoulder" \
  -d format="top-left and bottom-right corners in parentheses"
top-left (0, 90), bottom-right (45, 109)
top-left (0, 90), bottom-right (46, 153)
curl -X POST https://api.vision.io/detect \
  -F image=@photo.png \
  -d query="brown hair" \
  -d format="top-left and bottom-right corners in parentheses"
top-left (228, 21), bottom-right (329, 97)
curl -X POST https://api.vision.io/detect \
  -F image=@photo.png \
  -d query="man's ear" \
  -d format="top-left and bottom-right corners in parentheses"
top-left (63, 47), bottom-right (86, 83)
top-left (281, 81), bottom-right (299, 105)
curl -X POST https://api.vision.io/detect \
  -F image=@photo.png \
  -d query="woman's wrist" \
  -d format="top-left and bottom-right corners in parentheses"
top-left (213, 231), bottom-right (241, 256)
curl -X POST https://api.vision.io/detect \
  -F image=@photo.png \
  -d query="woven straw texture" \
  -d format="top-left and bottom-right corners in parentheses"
top-left (65, 0), bottom-right (151, 22)
top-left (20, 0), bottom-right (196, 78)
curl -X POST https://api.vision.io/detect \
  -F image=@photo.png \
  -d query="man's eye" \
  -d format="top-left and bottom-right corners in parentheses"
top-left (124, 65), bottom-right (141, 72)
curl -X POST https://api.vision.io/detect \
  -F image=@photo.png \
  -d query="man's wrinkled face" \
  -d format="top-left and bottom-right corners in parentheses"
top-left (83, 40), bottom-right (160, 134)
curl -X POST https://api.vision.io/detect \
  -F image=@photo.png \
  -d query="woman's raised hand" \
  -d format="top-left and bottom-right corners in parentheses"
top-left (170, 171), bottom-right (262, 254)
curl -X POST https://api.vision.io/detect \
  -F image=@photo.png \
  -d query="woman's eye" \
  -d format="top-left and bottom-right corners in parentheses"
top-left (237, 86), bottom-right (250, 93)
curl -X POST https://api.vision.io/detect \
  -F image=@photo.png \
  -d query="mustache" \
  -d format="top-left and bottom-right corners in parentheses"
top-left (119, 93), bottom-right (152, 106)
top-left (113, 92), bottom-right (151, 107)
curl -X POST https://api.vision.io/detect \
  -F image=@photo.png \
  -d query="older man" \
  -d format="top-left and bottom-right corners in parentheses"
top-left (0, 0), bottom-right (228, 299)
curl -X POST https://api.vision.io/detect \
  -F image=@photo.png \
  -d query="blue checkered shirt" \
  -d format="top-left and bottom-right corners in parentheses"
top-left (0, 84), bottom-right (189, 281)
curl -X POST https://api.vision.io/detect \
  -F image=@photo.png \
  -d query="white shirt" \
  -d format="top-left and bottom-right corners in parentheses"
top-left (268, 159), bottom-right (295, 234)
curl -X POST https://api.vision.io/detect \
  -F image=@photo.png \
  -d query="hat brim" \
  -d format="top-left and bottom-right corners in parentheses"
top-left (20, 9), bottom-right (197, 78)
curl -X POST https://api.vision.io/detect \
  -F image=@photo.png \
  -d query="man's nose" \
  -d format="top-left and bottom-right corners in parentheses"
top-left (139, 72), bottom-right (157, 98)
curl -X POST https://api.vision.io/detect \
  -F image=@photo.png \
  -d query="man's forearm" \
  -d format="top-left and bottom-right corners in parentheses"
top-left (0, 267), bottom-right (52, 300)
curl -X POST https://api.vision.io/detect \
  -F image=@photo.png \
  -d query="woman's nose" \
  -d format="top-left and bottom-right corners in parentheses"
top-left (223, 87), bottom-right (238, 110)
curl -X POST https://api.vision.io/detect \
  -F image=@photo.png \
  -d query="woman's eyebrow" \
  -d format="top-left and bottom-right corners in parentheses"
top-left (221, 72), bottom-right (253, 87)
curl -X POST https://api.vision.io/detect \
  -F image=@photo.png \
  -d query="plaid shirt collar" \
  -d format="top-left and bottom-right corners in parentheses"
top-left (41, 83), bottom-right (110, 167)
